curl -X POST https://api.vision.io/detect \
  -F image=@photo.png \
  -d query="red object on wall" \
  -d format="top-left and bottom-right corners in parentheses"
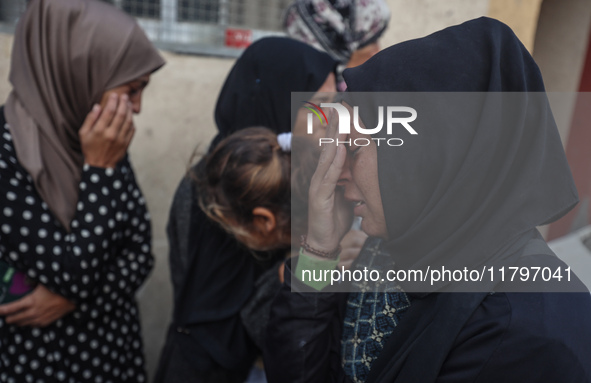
top-left (547, 24), bottom-right (591, 240)
top-left (225, 28), bottom-right (252, 48)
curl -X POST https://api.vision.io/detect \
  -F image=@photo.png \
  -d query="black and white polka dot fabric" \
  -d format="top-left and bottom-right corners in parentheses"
top-left (0, 122), bottom-right (154, 382)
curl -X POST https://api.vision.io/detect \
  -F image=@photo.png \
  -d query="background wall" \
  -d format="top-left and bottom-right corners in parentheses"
top-left (0, 0), bottom-right (589, 380)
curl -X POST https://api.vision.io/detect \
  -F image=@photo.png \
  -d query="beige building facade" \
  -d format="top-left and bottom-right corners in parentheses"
top-left (0, 0), bottom-right (590, 379)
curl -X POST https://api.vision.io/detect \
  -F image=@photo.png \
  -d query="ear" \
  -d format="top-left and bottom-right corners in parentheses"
top-left (252, 207), bottom-right (277, 234)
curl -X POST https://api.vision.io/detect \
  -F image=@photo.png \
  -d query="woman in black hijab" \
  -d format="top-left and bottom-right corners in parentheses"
top-left (265, 17), bottom-right (591, 382)
top-left (154, 37), bottom-right (336, 383)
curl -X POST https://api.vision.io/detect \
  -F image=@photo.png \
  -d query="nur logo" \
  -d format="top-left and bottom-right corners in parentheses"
top-left (302, 102), bottom-right (328, 133)
top-left (303, 101), bottom-right (419, 147)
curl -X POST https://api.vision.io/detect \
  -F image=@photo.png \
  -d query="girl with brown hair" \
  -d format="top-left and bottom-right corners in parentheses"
top-left (196, 128), bottom-right (292, 253)
top-left (154, 37), bottom-right (341, 383)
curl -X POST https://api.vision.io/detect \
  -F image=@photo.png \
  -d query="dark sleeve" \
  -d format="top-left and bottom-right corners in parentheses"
top-left (0, 150), bottom-right (153, 303)
top-left (437, 292), bottom-right (591, 383)
top-left (435, 292), bottom-right (512, 383)
top-left (240, 259), bottom-right (283, 350)
top-left (264, 258), bottom-right (349, 383)
top-left (166, 175), bottom-right (194, 305)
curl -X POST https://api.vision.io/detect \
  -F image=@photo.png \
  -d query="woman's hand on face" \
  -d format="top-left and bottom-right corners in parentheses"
top-left (306, 111), bottom-right (351, 253)
top-left (79, 93), bottom-right (135, 168)
top-left (338, 230), bottom-right (368, 270)
top-left (0, 285), bottom-right (75, 327)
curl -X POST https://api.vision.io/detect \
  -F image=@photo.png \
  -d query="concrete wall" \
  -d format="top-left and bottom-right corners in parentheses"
top-left (534, 0), bottom-right (591, 92)
top-left (533, 0), bottom-right (591, 143)
top-left (382, 0), bottom-right (543, 53)
top-left (380, 0), bottom-right (488, 48)
top-left (488, 0), bottom-right (544, 52)
top-left (129, 51), bottom-right (234, 379)
top-left (0, 0), bottom-right (588, 380)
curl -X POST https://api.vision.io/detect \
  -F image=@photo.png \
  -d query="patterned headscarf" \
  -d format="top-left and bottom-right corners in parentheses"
top-left (283, 0), bottom-right (390, 64)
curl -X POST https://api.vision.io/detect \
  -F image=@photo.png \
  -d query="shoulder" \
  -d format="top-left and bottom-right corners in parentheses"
top-left (467, 292), bottom-right (591, 382)
top-left (446, 292), bottom-right (513, 360)
top-left (439, 292), bottom-right (591, 382)
top-left (501, 254), bottom-right (590, 292)
top-left (166, 167), bottom-right (201, 244)
top-left (479, 291), bottom-right (591, 339)
top-left (168, 167), bottom-right (199, 221)
top-left (167, 161), bottom-right (201, 205)
top-left (175, 170), bottom-right (198, 201)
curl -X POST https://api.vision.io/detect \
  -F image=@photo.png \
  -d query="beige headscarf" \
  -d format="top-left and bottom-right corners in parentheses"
top-left (4, 0), bottom-right (165, 230)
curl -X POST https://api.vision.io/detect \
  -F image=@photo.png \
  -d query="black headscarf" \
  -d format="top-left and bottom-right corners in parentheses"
top-left (343, 17), bottom-right (578, 293)
top-left (183, 36), bottom-right (336, 321)
top-left (212, 36), bottom-right (336, 148)
top-left (168, 37), bottom-right (336, 374)
top-left (340, 17), bottom-right (579, 382)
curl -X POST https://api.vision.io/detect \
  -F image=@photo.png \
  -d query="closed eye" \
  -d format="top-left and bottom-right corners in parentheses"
top-left (349, 145), bottom-right (361, 158)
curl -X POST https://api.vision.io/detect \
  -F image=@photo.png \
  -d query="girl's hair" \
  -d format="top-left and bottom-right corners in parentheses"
top-left (194, 127), bottom-right (291, 250)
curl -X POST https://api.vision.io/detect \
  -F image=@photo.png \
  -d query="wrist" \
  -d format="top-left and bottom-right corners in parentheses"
top-left (300, 247), bottom-right (338, 261)
top-left (83, 160), bottom-right (116, 169)
top-left (83, 163), bottom-right (116, 172)
top-left (304, 233), bottom-right (339, 253)
top-left (301, 235), bottom-right (341, 260)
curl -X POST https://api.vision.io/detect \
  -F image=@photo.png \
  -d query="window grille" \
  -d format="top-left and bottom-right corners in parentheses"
top-left (0, 1), bottom-right (26, 32)
top-left (0, 0), bottom-right (291, 57)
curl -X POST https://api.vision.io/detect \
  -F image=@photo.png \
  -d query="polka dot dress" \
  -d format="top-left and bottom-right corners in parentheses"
top-left (0, 122), bottom-right (154, 382)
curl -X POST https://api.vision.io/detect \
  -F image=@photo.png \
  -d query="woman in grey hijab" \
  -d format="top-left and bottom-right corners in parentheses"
top-left (0, 0), bottom-right (164, 381)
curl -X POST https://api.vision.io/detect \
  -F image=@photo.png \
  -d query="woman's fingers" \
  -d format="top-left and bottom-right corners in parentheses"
top-left (94, 93), bottom-right (119, 132)
top-left (338, 230), bottom-right (368, 269)
top-left (80, 93), bottom-right (135, 168)
top-left (6, 307), bottom-right (55, 327)
top-left (79, 104), bottom-right (101, 136)
top-left (322, 144), bottom-right (346, 190)
top-left (306, 106), bottom-right (352, 252)
top-left (2, 285), bottom-right (75, 327)
top-left (122, 102), bottom-right (135, 146)
top-left (0, 294), bottom-right (31, 316)
top-left (312, 113), bottom-right (347, 200)
top-left (341, 229), bottom-right (368, 249)
top-left (4, 306), bottom-right (37, 326)
top-left (107, 94), bottom-right (130, 140)
top-left (15, 311), bottom-right (55, 327)
top-left (1, 294), bottom-right (36, 326)
top-left (314, 110), bottom-right (341, 178)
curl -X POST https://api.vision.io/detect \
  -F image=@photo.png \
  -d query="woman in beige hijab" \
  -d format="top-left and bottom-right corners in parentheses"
top-left (0, 0), bottom-right (164, 381)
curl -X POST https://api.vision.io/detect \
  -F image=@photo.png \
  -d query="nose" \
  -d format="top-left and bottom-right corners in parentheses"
top-left (337, 150), bottom-right (352, 186)
top-left (131, 92), bottom-right (142, 114)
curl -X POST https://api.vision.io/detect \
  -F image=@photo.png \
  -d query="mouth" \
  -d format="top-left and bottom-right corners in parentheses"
top-left (352, 200), bottom-right (366, 216)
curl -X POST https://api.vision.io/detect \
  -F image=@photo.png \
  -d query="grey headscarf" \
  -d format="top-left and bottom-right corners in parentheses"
top-left (4, 0), bottom-right (165, 230)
